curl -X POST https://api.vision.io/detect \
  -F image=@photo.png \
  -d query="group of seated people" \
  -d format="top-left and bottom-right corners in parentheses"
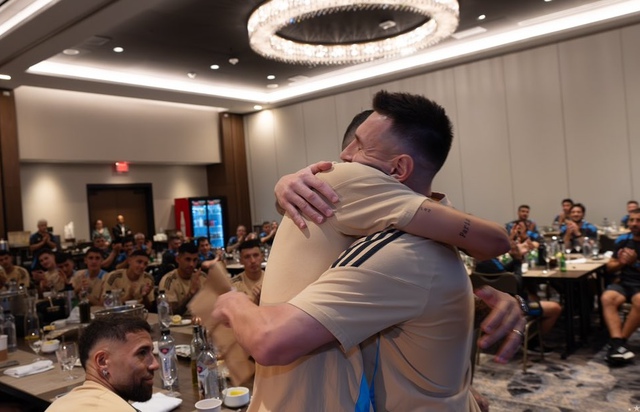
top-left (226, 221), bottom-right (279, 252)
top-left (474, 199), bottom-right (640, 366)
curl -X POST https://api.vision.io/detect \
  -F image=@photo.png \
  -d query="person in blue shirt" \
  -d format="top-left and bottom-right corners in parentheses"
top-left (553, 198), bottom-right (573, 228)
top-left (621, 200), bottom-right (639, 229)
top-left (560, 203), bottom-right (598, 251)
top-left (601, 208), bottom-right (640, 365)
top-left (506, 205), bottom-right (541, 248)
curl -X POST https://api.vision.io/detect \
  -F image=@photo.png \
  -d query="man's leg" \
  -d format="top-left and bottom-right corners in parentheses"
top-left (620, 291), bottom-right (640, 339)
top-left (601, 286), bottom-right (635, 364)
top-left (539, 301), bottom-right (562, 335)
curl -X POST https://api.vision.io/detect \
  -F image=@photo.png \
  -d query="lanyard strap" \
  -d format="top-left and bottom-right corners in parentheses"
top-left (354, 336), bottom-right (381, 412)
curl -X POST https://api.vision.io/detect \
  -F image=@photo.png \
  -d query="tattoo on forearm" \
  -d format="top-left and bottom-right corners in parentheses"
top-left (419, 206), bottom-right (432, 213)
top-left (459, 218), bottom-right (471, 238)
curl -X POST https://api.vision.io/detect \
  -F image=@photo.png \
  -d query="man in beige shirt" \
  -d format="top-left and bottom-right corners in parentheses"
top-left (103, 250), bottom-right (154, 310)
top-left (159, 242), bottom-right (206, 316)
top-left (230, 239), bottom-right (264, 304)
top-left (0, 250), bottom-right (30, 289)
top-left (71, 247), bottom-right (109, 306)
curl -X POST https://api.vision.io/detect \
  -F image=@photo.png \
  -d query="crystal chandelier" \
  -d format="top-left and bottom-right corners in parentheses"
top-left (247, 0), bottom-right (460, 65)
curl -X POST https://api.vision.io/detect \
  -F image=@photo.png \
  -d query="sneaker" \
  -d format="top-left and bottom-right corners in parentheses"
top-left (526, 345), bottom-right (554, 355)
top-left (606, 342), bottom-right (635, 364)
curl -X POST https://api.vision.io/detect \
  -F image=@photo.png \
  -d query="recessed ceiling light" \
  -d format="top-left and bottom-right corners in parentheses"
top-left (544, 0), bottom-right (553, 2)
top-left (0, 74), bottom-right (11, 80)
top-left (63, 49), bottom-right (80, 55)
top-left (266, 84), bottom-right (279, 89)
top-left (113, 47), bottom-right (124, 53)
top-left (254, 105), bottom-right (263, 110)
top-left (187, 72), bottom-right (197, 79)
top-left (267, 74), bottom-right (275, 80)
top-left (378, 20), bottom-right (396, 30)
top-left (210, 64), bottom-right (220, 70)
top-left (477, 14), bottom-right (486, 20)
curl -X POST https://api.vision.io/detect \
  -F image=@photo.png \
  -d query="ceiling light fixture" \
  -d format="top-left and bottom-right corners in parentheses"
top-left (62, 49), bottom-right (80, 55)
top-left (247, 0), bottom-right (460, 65)
top-left (187, 72), bottom-right (197, 79)
top-left (254, 105), bottom-right (263, 110)
top-left (210, 64), bottom-right (220, 70)
top-left (0, 74), bottom-right (11, 80)
top-left (477, 14), bottom-right (486, 20)
top-left (267, 74), bottom-right (275, 80)
top-left (113, 47), bottom-right (124, 53)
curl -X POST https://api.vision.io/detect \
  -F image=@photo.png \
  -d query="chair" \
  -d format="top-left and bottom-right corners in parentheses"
top-left (470, 271), bottom-right (544, 372)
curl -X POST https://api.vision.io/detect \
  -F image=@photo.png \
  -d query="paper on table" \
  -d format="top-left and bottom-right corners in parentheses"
top-left (567, 257), bottom-right (587, 264)
top-left (4, 360), bottom-right (54, 378)
top-left (189, 261), bottom-right (255, 386)
top-left (132, 392), bottom-right (183, 412)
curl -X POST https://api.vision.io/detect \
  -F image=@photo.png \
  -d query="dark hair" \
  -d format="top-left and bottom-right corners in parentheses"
top-left (342, 109), bottom-right (373, 150)
top-left (518, 205), bottom-right (530, 210)
top-left (196, 236), bottom-right (209, 245)
top-left (122, 236), bottom-right (134, 245)
top-left (239, 239), bottom-right (261, 252)
top-left (79, 314), bottom-right (151, 369)
top-left (0, 250), bottom-right (10, 257)
top-left (129, 249), bottom-right (149, 259)
top-left (627, 200), bottom-right (639, 206)
top-left (562, 198), bottom-right (574, 205)
top-left (39, 249), bottom-right (54, 257)
top-left (178, 242), bottom-right (198, 254)
top-left (85, 247), bottom-right (104, 258)
top-left (629, 208), bottom-right (640, 215)
top-left (571, 203), bottom-right (586, 214)
top-left (372, 90), bottom-right (453, 175)
top-left (168, 234), bottom-right (181, 241)
top-left (55, 252), bottom-right (73, 264)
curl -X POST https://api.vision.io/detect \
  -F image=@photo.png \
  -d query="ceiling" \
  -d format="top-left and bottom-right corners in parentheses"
top-left (1, 0), bottom-right (639, 113)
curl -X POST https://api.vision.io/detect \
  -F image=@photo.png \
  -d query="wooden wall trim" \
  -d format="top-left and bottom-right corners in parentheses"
top-left (207, 113), bottom-right (251, 243)
top-left (0, 89), bottom-right (23, 237)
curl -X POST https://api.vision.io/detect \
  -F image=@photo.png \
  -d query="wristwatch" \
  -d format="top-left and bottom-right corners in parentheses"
top-left (514, 295), bottom-right (529, 315)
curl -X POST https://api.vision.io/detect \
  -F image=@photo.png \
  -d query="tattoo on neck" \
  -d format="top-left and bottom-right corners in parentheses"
top-left (459, 219), bottom-right (471, 238)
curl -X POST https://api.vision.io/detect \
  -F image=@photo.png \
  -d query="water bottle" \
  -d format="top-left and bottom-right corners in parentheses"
top-left (158, 329), bottom-right (179, 391)
top-left (196, 329), bottom-right (225, 400)
top-left (3, 311), bottom-right (17, 352)
top-left (103, 291), bottom-right (114, 308)
top-left (191, 325), bottom-right (205, 387)
top-left (582, 236), bottom-right (592, 259)
top-left (157, 290), bottom-right (172, 330)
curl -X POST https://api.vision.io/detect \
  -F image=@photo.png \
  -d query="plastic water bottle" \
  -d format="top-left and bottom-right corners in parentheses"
top-left (3, 310), bottom-right (17, 352)
top-left (158, 328), bottom-right (179, 391)
top-left (196, 329), bottom-right (225, 400)
top-left (191, 325), bottom-right (205, 387)
top-left (157, 290), bottom-right (172, 330)
top-left (103, 291), bottom-right (114, 308)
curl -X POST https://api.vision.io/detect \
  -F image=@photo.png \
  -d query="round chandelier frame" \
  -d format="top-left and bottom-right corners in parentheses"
top-left (247, 0), bottom-right (460, 65)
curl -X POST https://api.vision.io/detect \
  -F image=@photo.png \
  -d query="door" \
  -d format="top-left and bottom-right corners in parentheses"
top-left (87, 184), bottom-right (155, 240)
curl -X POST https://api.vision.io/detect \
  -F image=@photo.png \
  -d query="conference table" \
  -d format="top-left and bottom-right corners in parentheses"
top-left (0, 313), bottom-right (249, 412)
top-left (523, 256), bottom-right (607, 358)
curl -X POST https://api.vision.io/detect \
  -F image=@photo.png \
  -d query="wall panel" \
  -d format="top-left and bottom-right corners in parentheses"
top-left (454, 58), bottom-right (513, 223)
top-left (503, 45), bottom-right (567, 226)
top-left (302, 97), bottom-right (340, 163)
top-left (272, 104), bottom-right (308, 178)
top-left (334, 88), bottom-right (372, 150)
top-left (559, 30), bottom-right (630, 225)
top-left (622, 24), bottom-right (640, 201)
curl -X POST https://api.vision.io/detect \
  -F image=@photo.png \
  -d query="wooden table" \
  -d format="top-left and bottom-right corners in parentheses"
top-left (523, 257), bottom-right (607, 358)
top-left (0, 313), bottom-right (249, 412)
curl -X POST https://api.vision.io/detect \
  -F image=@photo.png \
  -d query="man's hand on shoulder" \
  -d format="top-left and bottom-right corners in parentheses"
top-left (274, 161), bottom-right (338, 229)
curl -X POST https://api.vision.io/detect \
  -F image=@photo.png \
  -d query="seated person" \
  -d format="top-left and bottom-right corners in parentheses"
top-left (56, 252), bottom-right (76, 289)
top-left (475, 241), bottom-right (562, 352)
top-left (0, 250), bottom-right (30, 289)
top-left (158, 243), bottom-right (206, 316)
top-left (45, 314), bottom-right (159, 411)
top-left (103, 250), bottom-right (155, 310)
top-left (506, 204), bottom-right (541, 250)
top-left (553, 198), bottom-right (573, 227)
top-left (33, 249), bottom-right (64, 293)
top-left (258, 221), bottom-right (278, 247)
top-left (161, 234), bottom-right (182, 267)
top-left (230, 239), bottom-right (264, 304)
top-left (197, 237), bottom-right (222, 271)
top-left (133, 233), bottom-right (153, 256)
top-left (92, 235), bottom-right (120, 271)
top-left (601, 207), bottom-right (640, 365)
top-left (621, 200), bottom-right (639, 229)
top-left (71, 247), bottom-right (108, 306)
top-left (114, 237), bottom-right (135, 270)
top-left (227, 225), bottom-right (248, 253)
top-left (91, 219), bottom-right (112, 244)
top-left (560, 203), bottom-right (598, 252)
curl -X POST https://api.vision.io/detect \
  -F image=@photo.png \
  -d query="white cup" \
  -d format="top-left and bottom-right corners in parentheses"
top-left (0, 335), bottom-right (8, 361)
top-left (195, 398), bottom-right (222, 412)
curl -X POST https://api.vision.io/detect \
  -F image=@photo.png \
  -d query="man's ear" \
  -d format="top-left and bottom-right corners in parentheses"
top-left (95, 350), bottom-right (109, 368)
top-left (390, 154), bottom-right (414, 182)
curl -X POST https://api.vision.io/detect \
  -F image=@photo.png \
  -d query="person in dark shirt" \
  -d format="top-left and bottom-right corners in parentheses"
top-left (621, 200), bottom-right (639, 228)
top-left (560, 203), bottom-right (598, 252)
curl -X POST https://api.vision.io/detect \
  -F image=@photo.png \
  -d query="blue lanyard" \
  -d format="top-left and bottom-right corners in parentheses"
top-left (355, 336), bottom-right (380, 412)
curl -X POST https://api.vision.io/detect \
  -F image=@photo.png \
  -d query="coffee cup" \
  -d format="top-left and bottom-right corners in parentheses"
top-left (195, 398), bottom-right (222, 412)
top-left (0, 335), bottom-right (8, 361)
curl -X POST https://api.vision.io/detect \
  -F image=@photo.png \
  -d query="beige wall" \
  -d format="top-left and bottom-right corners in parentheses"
top-left (20, 163), bottom-right (208, 241)
top-left (244, 23), bottom-right (640, 229)
top-left (15, 86), bottom-right (221, 164)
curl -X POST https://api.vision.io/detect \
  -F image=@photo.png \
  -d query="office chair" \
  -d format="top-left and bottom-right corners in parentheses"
top-left (470, 272), bottom-right (544, 372)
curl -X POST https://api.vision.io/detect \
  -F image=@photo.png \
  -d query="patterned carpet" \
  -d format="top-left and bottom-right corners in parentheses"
top-left (473, 328), bottom-right (640, 412)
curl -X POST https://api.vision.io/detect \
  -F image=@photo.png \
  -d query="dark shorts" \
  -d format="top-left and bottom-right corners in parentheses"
top-left (606, 282), bottom-right (640, 301)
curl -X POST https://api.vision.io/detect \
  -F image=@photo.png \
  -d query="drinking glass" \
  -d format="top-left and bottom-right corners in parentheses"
top-left (161, 360), bottom-right (181, 397)
top-left (24, 314), bottom-right (43, 360)
top-left (56, 342), bottom-right (78, 381)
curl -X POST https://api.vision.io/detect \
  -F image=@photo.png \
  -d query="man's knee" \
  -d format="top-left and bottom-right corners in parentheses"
top-left (601, 290), bottom-right (625, 308)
